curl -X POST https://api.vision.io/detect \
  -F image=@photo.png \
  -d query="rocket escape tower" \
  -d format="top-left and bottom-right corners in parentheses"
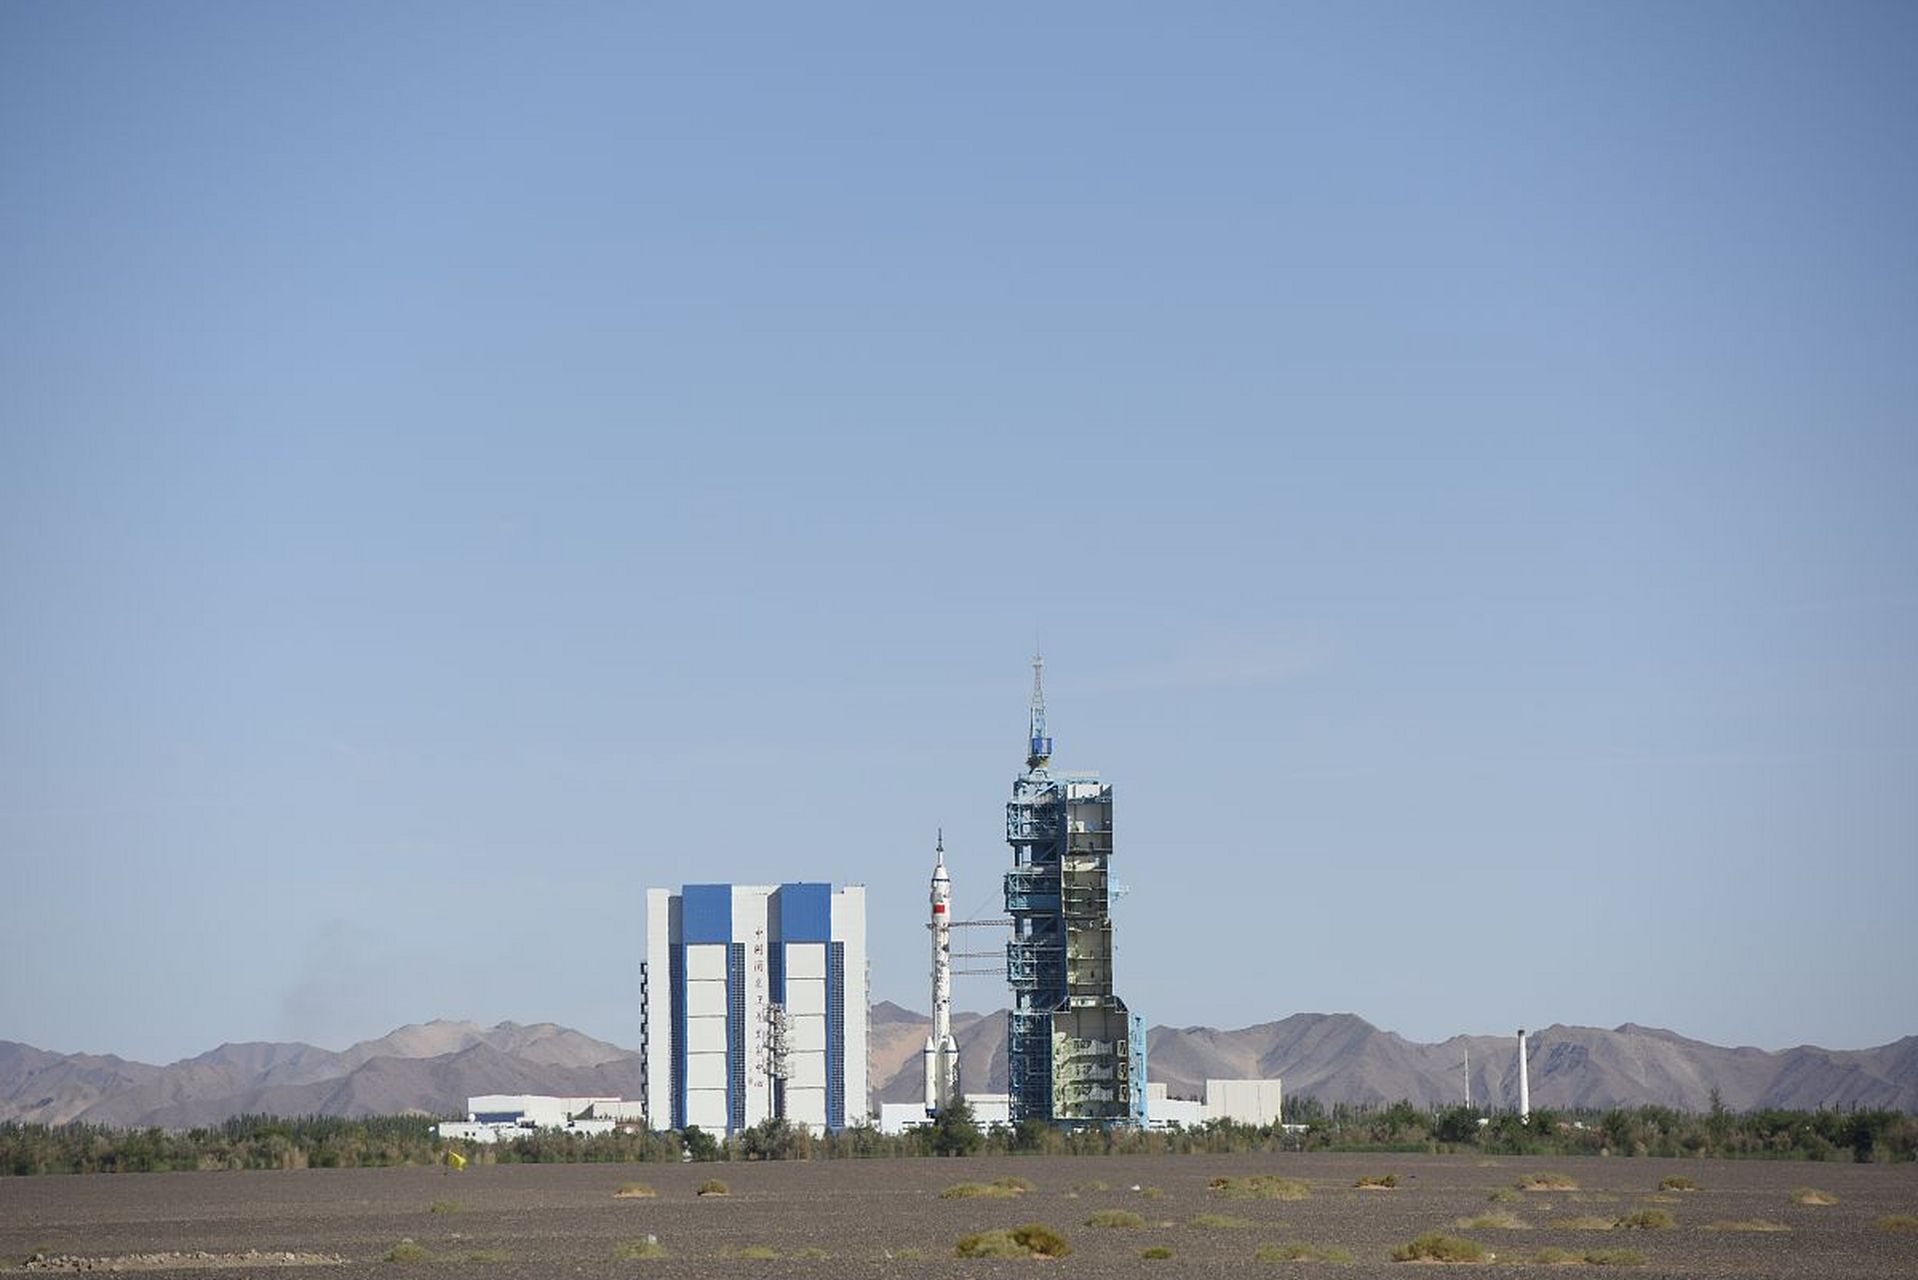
top-left (1003, 655), bottom-right (1146, 1127)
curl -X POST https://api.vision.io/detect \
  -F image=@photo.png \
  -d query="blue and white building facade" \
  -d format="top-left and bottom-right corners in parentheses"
top-left (641, 883), bottom-right (868, 1136)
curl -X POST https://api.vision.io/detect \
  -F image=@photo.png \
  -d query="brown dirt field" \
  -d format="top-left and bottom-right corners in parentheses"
top-left (2, 1153), bottom-right (1914, 1277)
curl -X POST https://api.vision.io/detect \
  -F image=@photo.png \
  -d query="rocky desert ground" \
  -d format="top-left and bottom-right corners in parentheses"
top-left (3, 1152), bottom-right (1914, 1277)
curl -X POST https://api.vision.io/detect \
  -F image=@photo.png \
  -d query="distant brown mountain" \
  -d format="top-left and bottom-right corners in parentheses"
top-left (871, 1010), bottom-right (1918, 1114)
top-left (0, 1022), bottom-right (639, 1128)
top-left (4, 1013), bottom-right (1912, 1129)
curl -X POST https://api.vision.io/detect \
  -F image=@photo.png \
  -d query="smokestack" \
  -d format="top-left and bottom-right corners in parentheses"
top-left (1517, 1028), bottom-right (1530, 1124)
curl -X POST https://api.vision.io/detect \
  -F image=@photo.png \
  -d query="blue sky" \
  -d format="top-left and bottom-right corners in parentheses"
top-left (3, 3), bottom-right (1914, 1065)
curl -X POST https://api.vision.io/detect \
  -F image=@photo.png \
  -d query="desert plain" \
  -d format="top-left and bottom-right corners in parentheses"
top-left (2, 1152), bottom-right (1914, 1278)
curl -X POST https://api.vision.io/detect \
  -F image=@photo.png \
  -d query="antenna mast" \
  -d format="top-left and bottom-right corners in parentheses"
top-left (1026, 651), bottom-right (1052, 770)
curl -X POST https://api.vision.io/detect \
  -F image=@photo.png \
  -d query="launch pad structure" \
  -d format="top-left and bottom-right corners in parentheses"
top-left (1003, 655), bottom-right (1146, 1127)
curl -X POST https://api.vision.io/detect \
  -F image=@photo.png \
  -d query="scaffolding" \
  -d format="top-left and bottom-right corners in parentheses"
top-left (1003, 654), bottom-right (1141, 1127)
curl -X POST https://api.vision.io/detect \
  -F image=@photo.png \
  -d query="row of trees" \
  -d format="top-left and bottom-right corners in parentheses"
top-left (5, 1098), bottom-right (1912, 1176)
top-left (0, 1115), bottom-right (446, 1176)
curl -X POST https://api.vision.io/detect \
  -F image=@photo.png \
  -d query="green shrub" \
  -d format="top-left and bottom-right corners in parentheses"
top-left (1706, 1219), bottom-right (1788, 1233)
top-left (941, 1181), bottom-right (1023, 1199)
top-left (611, 1238), bottom-right (667, 1260)
top-left (794, 1247), bottom-right (830, 1260)
top-left (1614, 1209), bottom-right (1674, 1230)
top-left (696, 1178), bottom-right (729, 1197)
top-left (429, 1200), bottom-right (462, 1215)
top-left (723, 1245), bottom-right (779, 1260)
top-left (1258, 1241), bottom-right (1355, 1263)
top-left (954, 1231), bottom-right (1026, 1259)
top-left (1550, 1216), bottom-right (1615, 1231)
top-left (1142, 1246), bottom-right (1174, 1260)
top-left (1356, 1174), bottom-right (1400, 1189)
top-left (1211, 1175), bottom-right (1311, 1201)
top-left (1391, 1233), bottom-right (1486, 1263)
top-left (1488, 1188), bottom-right (1523, 1204)
top-left (1075, 1179), bottom-right (1110, 1192)
top-left (1532, 1247), bottom-right (1579, 1264)
top-left (1087, 1209), bottom-right (1145, 1229)
top-left (954, 1224), bottom-right (1071, 1259)
top-left (1010, 1224), bottom-right (1071, 1258)
top-left (1192, 1213), bottom-right (1256, 1229)
top-left (385, 1242), bottom-right (433, 1264)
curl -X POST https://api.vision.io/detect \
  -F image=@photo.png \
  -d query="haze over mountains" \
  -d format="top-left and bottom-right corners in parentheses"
top-left (5, 1012), bottom-right (1912, 1129)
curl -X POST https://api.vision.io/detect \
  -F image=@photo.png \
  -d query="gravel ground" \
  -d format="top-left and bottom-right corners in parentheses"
top-left (3, 1152), bottom-right (1915, 1278)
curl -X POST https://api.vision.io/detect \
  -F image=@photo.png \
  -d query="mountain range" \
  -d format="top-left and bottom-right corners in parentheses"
top-left (4, 1012), bottom-right (1912, 1129)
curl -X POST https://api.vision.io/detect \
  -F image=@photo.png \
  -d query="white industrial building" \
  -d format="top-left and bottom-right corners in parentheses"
top-left (436, 1094), bottom-right (644, 1143)
top-left (877, 1092), bottom-right (1012, 1136)
top-left (1144, 1078), bottom-right (1285, 1130)
top-left (642, 882), bottom-right (868, 1136)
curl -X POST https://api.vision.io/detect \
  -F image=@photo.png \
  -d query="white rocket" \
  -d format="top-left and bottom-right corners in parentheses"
top-left (923, 831), bottom-right (960, 1113)
top-left (1517, 1028), bottom-right (1531, 1123)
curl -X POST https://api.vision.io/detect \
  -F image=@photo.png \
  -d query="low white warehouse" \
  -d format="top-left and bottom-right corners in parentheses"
top-left (1145, 1078), bottom-right (1283, 1130)
top-left (436, 1094), bottom-right (643, 1144)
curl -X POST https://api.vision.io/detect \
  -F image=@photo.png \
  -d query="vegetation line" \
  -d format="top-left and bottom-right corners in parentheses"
top-left (1, 1097), bottom-right (1912, 1176)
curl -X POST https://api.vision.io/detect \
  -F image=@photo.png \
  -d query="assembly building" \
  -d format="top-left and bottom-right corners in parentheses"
top-left (640, 882), bottom-right (869, 1136)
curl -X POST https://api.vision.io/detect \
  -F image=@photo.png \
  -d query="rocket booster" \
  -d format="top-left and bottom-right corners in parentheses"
top-left (924, 832), bottom-right (960, 1112)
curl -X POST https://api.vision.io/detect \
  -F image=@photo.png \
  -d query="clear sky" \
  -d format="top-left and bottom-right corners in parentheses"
top-left (4, 3), bottom-right (1914, 1066)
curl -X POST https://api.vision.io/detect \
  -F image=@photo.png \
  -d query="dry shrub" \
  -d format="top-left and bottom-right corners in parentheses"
top-left (1615, 1209), bottom-right (1674, 1231)
top-left (1793, 1188), bottom-right (1837, 1206)
top-left (1879, 1215), bottom-right (1918, 1233)
top-left (1515, 1172), bottom-right (1579, 1191)
top-left (1454, 1210), bottom-right (1526, 1230)
top-left (1192, 1214), bottom-right (1256, 1229)
top-left (1257, 1241), bottom-right (1354, 1263)
top-left (1706, 1220), bottom-right (1789, 1233)
top-left (1357, 1174), bottom-right (1401, 1189)
top-left (1391, 1233), bottom-right (1486, 1263)
top-left (1550, 1217), bottom-right (1616, 1231)
top-left (696, 1178), bottom-right (730, 1197)
top-left (385, 1242), bottom-right (433, 1264)
top-left (614, 1182), bottom-right (657, 1199)
top-left (611, 1238), bottom-right (667, 1260)
top-left (1658, 1176), bottom-right (1699, 1192)
top-left (1583, 1249), bottom-right (1647, 1266)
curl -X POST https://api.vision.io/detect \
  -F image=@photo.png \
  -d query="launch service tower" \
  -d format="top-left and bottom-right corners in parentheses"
top-left (1003, 655), bottom-right (1146, 1126)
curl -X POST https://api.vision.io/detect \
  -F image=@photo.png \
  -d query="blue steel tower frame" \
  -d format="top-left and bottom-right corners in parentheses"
top-left (1004, 655), bottom-right (1142, 1127)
